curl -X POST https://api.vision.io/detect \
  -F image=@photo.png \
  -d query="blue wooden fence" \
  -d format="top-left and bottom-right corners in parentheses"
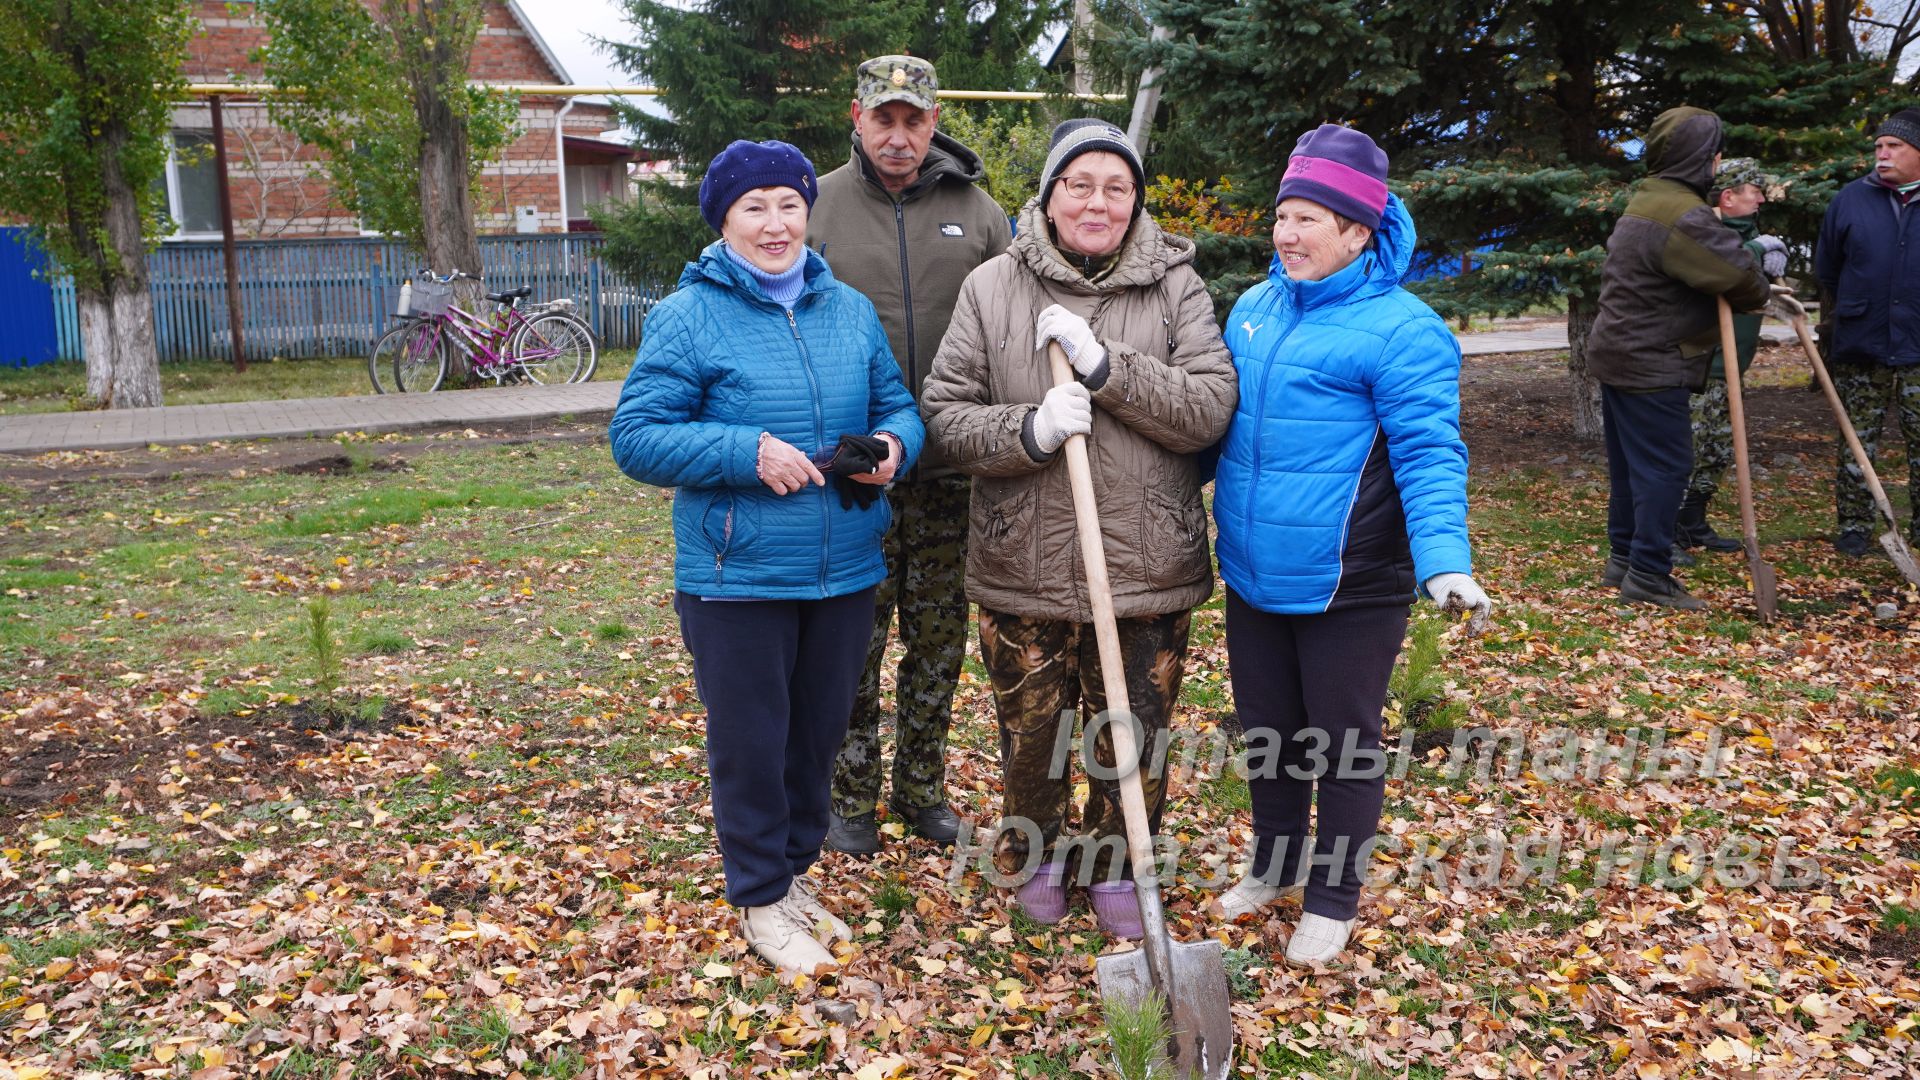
top-left (45, 234), bottom-right (668, 362)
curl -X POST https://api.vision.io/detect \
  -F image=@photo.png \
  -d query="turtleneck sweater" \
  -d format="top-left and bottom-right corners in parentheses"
top-left (724, 243), bottom-right (807, 307)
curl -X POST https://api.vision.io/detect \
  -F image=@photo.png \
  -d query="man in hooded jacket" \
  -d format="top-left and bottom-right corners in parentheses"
top-left (1587, 106), bottom-right (1772, 610)
top-left (807, 55), bottom-right (1012, 855)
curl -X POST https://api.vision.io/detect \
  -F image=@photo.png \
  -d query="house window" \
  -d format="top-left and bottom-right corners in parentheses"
top-left (566, 163), bottom-right (629, 215)
top-left (163, 130), bottom-right (223, 237)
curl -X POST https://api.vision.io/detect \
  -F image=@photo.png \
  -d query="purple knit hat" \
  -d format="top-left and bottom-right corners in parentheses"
top-left (1275, 124), bottom-right (1389, 230)
top-left (698, 139), bottom-right (817, 232)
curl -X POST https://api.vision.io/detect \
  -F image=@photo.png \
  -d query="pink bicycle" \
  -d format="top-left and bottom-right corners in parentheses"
top-left (376, 269), bottom-right (599, 393)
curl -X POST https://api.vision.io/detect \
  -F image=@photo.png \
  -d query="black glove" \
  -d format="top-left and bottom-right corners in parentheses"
top-left (809, 434), bottom-right (890, 511)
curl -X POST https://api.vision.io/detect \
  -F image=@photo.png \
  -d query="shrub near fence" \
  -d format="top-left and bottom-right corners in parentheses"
top-left (47, 234), bottom-right (668, 362)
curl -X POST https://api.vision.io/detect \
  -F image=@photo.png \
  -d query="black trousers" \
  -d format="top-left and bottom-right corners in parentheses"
top-left (674, 587), bottom-right (876, 908)
top-left (1602, 384), bottom-right (1694, 576)
top-left (1225, 588), bottom-right (1408, 921)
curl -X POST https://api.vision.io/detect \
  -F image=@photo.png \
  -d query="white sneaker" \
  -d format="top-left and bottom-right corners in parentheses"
top-left (741, 901), bottom-right (839, 976)
top-left (1216, 877), bottom-right (1304, 921)
top-left (785, 875), bottom-right (852, 943)
top-left (1283, 911), bottom-right (1356, 966)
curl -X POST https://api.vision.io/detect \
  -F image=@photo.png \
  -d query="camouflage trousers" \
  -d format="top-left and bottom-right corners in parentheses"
top-left (1685, 378), bottom-right (1734, 504)
top-left (831, 476), bottom-right (971, 818)
top-left (1834, 364), bottom-right (1920, 542)
top-left (977, 605), bottom-right (1191, 884)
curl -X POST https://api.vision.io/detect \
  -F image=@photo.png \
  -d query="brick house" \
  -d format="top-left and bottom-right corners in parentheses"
top-left (166, 0), bottom-right (639, 240)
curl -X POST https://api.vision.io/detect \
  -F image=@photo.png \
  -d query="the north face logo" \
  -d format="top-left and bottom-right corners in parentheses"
top-left (940, 223), bottom-right (965, 237)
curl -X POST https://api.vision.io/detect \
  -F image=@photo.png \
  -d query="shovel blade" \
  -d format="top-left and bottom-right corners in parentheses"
top-left (1880, 531), bottom-right (1920, 586)
top-left (1095, 940), bottom-right (1234, 1080)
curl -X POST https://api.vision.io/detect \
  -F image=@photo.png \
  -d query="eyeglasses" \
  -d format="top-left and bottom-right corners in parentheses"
top-left (1055, 177), bottom-right (1136, 203)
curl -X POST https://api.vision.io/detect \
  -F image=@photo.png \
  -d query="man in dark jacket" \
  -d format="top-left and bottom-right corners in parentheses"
top-left (1814, 106), bottom-right (1920, 555)
top-left (807, 55), bottom-right (1011, 854)
top-left (1588, 106), bottom-right (1772, 610)
top-left (1678, 157), bottom-right (1789, 556)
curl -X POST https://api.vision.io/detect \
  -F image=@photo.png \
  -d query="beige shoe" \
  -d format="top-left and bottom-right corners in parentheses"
top-left (741, 901), bottom-right (839, 976)
top-left (1216, 877), bottom-right (1304, 921)
top-left (1283, 911), bottom-right (1356, 966)
top-left (785, 875), bottom-right (852, 943)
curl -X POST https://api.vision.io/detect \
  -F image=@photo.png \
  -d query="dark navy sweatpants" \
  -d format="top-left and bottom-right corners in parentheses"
top-left (674, 587), bottom-right (876, 908)
top-left (1225, 588), bottom-right (1409, 921)
top-left (1601, 384), bottom-right (1694, 576)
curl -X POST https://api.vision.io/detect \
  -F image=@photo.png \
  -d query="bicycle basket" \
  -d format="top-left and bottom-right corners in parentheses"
top-left (411, 280), bottom-right (455, 317)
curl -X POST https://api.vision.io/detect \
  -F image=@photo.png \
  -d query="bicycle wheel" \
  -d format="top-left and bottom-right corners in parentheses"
top-left (393, 320), bottom-right (449, 393)
top-left (366, 320), bottom-right (422, 394)
top-left (511, 313), bottom-right (598, 384)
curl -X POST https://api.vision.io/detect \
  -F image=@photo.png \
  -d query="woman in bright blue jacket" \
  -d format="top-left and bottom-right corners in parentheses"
top-left (1209, 126), bottom-right (1490, 966)
top-left (608, 140), bottom-right (924, 978)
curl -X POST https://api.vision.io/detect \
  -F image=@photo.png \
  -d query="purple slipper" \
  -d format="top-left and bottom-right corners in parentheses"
top-left (1016, 862), bottom-right (1068, 924)
top-left (1089, 881), bottom-right (1144, 940)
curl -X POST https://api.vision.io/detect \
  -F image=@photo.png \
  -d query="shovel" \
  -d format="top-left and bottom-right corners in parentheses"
top-left (1717, 298), bottom-right (1778, 621)
top-left (1047, 343), bottom-right (1234, 1080)
top-left (1784, 308), bottom-right (1920, 585)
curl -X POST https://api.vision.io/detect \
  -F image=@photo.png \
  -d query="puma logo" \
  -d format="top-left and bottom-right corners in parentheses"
top-left (1241, 320), bottom-right (1264, 340)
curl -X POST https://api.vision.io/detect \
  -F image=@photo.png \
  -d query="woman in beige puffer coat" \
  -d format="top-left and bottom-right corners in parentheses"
top-left (919, 119), bottom-right (1237, 938)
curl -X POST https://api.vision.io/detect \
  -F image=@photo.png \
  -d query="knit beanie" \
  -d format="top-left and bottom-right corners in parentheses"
top-left (1275, 124), bottom-right (1389, 231)
top-left (1039, 119), bottom-right (1146, 216)
top-left (1875, 107), bottom-right (1920, 150)
top-left (698, 140), bottom-right (818, 233)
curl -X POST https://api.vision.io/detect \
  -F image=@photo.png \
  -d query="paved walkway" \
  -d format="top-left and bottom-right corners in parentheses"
top-left (0, 381), bottom-right (620, 455)
top-left (0, 320), bottom-right (1807, 454)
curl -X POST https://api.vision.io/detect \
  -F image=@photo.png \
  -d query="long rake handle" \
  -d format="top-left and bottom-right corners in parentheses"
top-left (1792, 317), bottom-right (1906, 531)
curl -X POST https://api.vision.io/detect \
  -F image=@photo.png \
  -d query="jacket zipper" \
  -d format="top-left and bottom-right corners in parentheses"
top-left (786, 308), bottom-right (831, 594)
top-left (715, 501), bottom-right (732, 584)
top-left (1244, 288), bottom-right (1296, 532)
top-left (893, 200), bottom-right (919, 484)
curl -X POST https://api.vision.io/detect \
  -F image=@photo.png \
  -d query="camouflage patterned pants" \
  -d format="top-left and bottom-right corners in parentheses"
top-left (977, 606), bottom-right (1191, 885)
top-left (1834, 364), bottom-right (1920, 541)
top-left (831, 476), bottom-right (971, 818)
top-left (1685, 379), bottom-right (1734, 503)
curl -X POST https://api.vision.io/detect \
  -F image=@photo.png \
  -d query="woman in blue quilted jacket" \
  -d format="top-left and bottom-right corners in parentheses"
top-left (1209, 125), bottom-right (1491, 966)
top-left (608, 140), bottom-right (925, 978)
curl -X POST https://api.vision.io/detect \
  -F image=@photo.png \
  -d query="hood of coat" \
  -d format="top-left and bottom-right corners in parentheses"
top-left (848, 130), bottom-right (989, 198)
top-left (1645, 107), bottom-right (1723, 194)
top-left (679, 239), bottom-right (839, 304)
top-left (1010, 195), bottom-right (1195, 294)
top-left (1262, 190), bottom-right (1419, 310)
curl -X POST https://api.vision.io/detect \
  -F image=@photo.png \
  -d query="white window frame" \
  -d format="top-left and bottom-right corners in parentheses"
top-left (161, 129), bottom-right (225, 242)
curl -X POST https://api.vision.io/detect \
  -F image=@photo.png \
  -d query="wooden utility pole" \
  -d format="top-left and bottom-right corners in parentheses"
top-left (209, 96), bottom-right (247, 373)
top-left (1073, 0), bottom-right (1095, 97)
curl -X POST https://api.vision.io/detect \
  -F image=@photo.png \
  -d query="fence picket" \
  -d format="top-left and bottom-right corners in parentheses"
top-left (43, 234), bottom-right (660, 362)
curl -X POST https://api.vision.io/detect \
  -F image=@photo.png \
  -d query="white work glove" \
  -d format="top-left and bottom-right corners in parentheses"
top-left (1031, 381), bottom-right (1093, 454)
top-left (1424, 572), bottom-right (1492, 636)
top-left (1035, 304), bottom-right (1106, 378)
top-left (1767, 282), bottom-right (1806, 322)
top-left (1752, 234), bottom-right (1789, 279)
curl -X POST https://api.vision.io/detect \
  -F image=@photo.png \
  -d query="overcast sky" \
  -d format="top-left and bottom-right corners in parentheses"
top-left (517, 0), bottom-right (632, 87)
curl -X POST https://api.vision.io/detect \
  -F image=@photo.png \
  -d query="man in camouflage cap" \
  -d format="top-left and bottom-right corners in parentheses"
top-left (808, 55), bottom-right (1011, 854)
top-left (1675, 157), bottom-right (1790, 557)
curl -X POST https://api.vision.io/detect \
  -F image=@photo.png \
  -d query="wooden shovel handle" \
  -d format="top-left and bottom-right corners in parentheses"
top-left (1046, 343), bottom-right (1159, 884)
top-left (1717, 299), bottom-right (1763, 550)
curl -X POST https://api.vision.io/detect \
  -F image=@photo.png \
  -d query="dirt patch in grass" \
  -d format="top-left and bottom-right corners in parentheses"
top-left (0, 695), bottom-right (409, 810)
top-left (1460, 345), bottom-right (1835, 476)
top-left (1872, 927), bottom-right (1920, 968)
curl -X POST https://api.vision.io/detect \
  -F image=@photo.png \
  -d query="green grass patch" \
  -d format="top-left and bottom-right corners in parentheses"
top-left (280, 482), bottom-right (560, 535)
